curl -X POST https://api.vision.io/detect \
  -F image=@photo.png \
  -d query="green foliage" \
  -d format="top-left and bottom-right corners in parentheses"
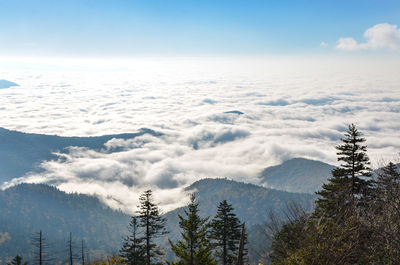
top-left (314, 123), bottom-right (372, 219)
top-left (167, 194), bottom-right (216, 265)
top-left (210, 200), bottom-right (243, 265)
top-left (367, 162), bottom-right (400, 264)
top-left (136, 190), bottom-right (168, 265)
top-left (120, 217), bottom-right (145, 265)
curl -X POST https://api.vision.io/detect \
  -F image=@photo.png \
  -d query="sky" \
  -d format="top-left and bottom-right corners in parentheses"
top-left (1, 0), bottom-right (400, 57)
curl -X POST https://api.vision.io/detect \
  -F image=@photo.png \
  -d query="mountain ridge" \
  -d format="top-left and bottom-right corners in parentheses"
top-left (0, 126), bottom-right (162, 184)
top-left (259, 157), bottom-right (335, 193)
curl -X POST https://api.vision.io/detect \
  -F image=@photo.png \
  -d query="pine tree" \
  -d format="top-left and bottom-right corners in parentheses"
top-left (311, 124), bottom-right (373, 264)
top-left (136, 190), bottom-right (167, 265)
top-left (376, 162), bottom-right (400, 202)
top-left (369, 162), bottom-right (400, 263)
top-left (210, 200), bottom-right (243, 265)
top-left (167, 194), bottom-right (216, 265)
top-left (7, 255), bottom-right (28, 265)
top-left (120, 216), bottom-right (145, 265)
top-left (315, 124), bottom-right (372, 219)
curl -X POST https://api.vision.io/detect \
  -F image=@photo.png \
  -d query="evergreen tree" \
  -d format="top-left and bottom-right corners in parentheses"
top-left (167, 194), bottom-right (216, 265)
top-left (136, 190), bottom-right (167, 265)
top-left (375, 162), bottom-right (400, 202)
top-left (315, 124), bottom-right (372, 218)
top-left (120, 216), bottom-right (145, 265)
top-left (210, 200), bottom-right (243, 265)
top-left (369, 162), bottom-right (400, 264)
top-left (7, 255), bottom-right (28, 265)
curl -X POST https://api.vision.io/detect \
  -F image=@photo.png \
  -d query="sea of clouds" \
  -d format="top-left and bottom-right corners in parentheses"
top-left (0, 56), bottom-right (399, 212)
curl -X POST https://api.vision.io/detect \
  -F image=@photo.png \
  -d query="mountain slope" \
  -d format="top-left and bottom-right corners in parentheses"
top-left (163, 178), bottom-right (316, 244)
top-left (259, 158), bottom-right (335, 194)
top-left (0, 183), bottom-right (130, 263)
top-left (0, 179), bottom-right (316, 263)
top-left (0, 127), bottom-right (161, 183)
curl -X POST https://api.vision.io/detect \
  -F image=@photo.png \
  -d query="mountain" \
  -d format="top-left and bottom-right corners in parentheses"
top-left (185, 178), bottom-right (315, 225)
top-left (0, 80), bottom-right (18, 89)
top-left (259, 158), bottom-right (335, 194)
top-left (0, 127), bottom-right (162, 184)
top-left (0, 179), bottom-right (316, 263)
top-left (162, 178), bottom-right (316, 261)
top-left (0, 183), bottom-right (130, 264)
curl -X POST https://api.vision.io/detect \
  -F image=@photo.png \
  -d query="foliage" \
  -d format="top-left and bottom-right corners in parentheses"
top-left (210, 200), bottom-right (244, 265)
top-left (136, 190), bottom-right (168, 265)
top-left (268, 124), bottom-right (400, 265)
top-left (0, 184), bottom-right (129, 262)
top-left (167, 194), bottom-right (216, 265)
top-left (120, 217), bottom-right (145, 265)
top-left (314, 123), bottom-right (372, 219)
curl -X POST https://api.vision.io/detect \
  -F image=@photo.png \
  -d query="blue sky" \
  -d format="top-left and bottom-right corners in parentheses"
top-left (1, 0), bottom-right (400, 57)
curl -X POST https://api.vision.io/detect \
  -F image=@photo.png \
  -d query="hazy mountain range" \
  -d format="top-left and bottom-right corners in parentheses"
top-left (0, 126), bottom-right (335, 262)
top-left (1, 126), bottom-right (396, 263)
top-left (0, 126), bottom-right (334, 193)
top-left (0, 179), bottom-right (315, 263)
top-left (0, 127), bottom-right (161, 184)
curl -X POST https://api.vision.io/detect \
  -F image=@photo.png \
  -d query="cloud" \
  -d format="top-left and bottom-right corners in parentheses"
top-left (336, 23), bottom-right (400, 51)
top-left (0, 57), bottom-right (399, 213)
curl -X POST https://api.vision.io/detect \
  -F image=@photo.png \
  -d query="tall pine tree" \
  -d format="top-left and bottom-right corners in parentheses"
top-left (167, 194), bottom-right (216, 265)
top-left (210, 200), bottom-right (244, 265)
top-left (136, 190), bottom-right (167, 265)
top-left (315, 124), bottom-right (372, 219)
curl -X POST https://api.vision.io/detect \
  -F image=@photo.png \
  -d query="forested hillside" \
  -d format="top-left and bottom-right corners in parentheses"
top-left (0, 179), bottom-right (316, 264)
top-left (0, 183), bottom-right (130, 263)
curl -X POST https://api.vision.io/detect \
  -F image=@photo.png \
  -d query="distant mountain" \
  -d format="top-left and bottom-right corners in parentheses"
top-left (162, 178), bottom-right (316, 261)
top-left (259, 158), bottom-right (335, 194)
top-left (0, 127), bottom-right (162, 184)
top-left (0, 179), bottom-right (316, 263)
top-left (185, 178), bottom-right (315, 225)
top-left (0, 80), bottom-right (18, 89)
top-left (0, 183), bottom-right (130, 263)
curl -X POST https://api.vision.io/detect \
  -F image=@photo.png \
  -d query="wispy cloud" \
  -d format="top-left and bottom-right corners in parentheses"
top-left (336, 23), bottom-right (400, 51)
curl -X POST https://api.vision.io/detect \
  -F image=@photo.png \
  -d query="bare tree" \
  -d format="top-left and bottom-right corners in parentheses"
top-left (32, 230), bottom-right (53, 265)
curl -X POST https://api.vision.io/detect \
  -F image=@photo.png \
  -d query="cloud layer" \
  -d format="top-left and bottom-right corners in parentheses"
top-left (0, 57), bottom-right (399, 213)
top-left (336, 23), bottom-right (400, 51)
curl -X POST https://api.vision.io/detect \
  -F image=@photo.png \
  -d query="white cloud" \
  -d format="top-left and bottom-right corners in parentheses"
top-left (336, 23), bottom-right (400, 51)
top-left (0, 57), bottom-right (399, 213)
